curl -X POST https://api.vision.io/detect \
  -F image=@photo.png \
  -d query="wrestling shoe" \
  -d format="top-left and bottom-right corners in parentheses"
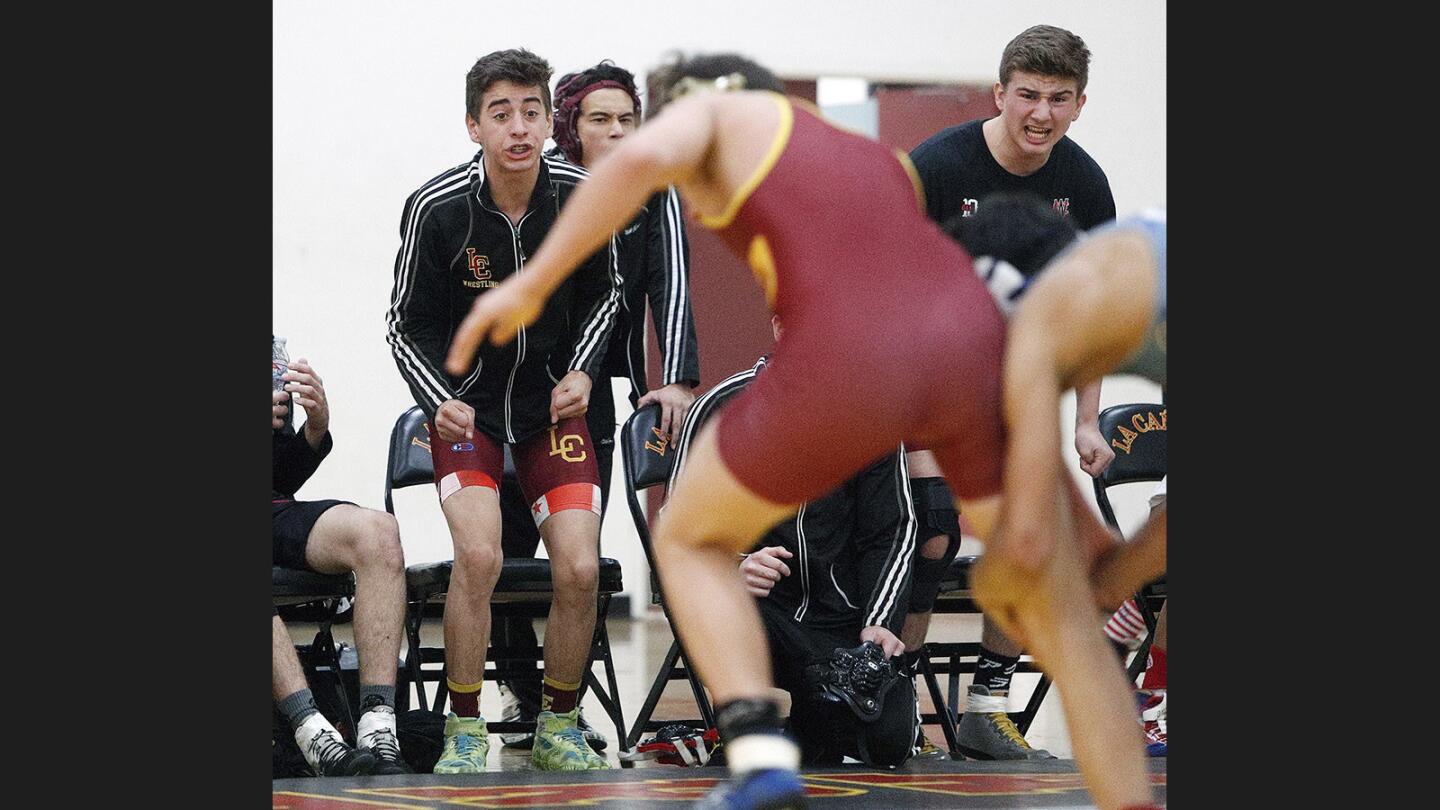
top-left (532, 708), bottom-right (610, 770)
top-left (955, 685), bottom-right (1054, 760)
top-left (433, 713), bottom-right (489, 773)
top-left (357, 705), bottom-right (410, 774)
top-left (294, 712), bottom-right (377, 777)
top-left (497, 683), bottom-right (537, 748)
top-left (911, 725), bottom-right (950, 761)
top-left (693, 768), bottom-right (807, 809)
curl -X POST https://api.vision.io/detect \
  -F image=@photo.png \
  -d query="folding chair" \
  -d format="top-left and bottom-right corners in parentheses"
top-left (272, 566), bottom-right (356, 732)
top-left (907, 552), bottom-right (1049, 758)
top-left (616, 402), bottom-right (721, 751)
top-left (381, 405), bottom-right (628, 749)
top-left (1091, 401), bottom-right (1168, 681)
top-left (1000, 402), bottom-right (1169, 727)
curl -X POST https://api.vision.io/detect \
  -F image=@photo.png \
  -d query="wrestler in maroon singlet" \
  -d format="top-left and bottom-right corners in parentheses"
top-left (704, 93), bottom-right (1006, 504)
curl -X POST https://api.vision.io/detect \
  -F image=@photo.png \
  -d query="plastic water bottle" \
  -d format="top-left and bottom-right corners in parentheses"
top-left (273, 336), bottom-right (293, 430)
top-left (272, 336), bottom-right (290, 392)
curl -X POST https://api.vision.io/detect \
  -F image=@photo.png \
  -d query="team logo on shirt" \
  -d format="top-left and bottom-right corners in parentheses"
top-left (1051, 198), bottom-right (1071, 216)
top-left (463, 249), bottom-right (499, 289)
top-left (467, 248), bottom-right (492, 280)
top-left (548, 426), bottom-right (588, 462)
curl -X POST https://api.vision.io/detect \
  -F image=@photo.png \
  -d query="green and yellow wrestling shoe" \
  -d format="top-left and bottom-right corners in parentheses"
top-left (532, 708), bottom-right (610, 770)
top-left (433, 713), bottom-right (489, 773)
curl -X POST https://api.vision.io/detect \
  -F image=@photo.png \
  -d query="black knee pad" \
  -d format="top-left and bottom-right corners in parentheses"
top-left (908, 477), bottom-right (962, 613)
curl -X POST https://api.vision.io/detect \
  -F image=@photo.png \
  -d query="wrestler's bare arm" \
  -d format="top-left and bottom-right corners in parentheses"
top-left (445, 96), bottom-right (720, 372)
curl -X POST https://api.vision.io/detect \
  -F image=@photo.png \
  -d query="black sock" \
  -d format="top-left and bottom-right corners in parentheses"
top-left (359, 685), bottom-right (395, 713)
top-left (278, 688), bottom-right (320, 732)
top-left (714, 697), bottom-right (785, 742)
top-left (974, 646), bottom-right (1020, 695)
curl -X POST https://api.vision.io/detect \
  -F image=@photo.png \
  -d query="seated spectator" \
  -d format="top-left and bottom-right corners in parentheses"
top-left (273, 348), bottom-right (409, 775)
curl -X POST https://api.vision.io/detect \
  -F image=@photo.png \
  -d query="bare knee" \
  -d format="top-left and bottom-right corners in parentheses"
top-left (551, 553), bottom-right (599, 599)
top-left (355, 511), bottom-right (405, 574)
top-left (452, 542), bottom-right (502, 591)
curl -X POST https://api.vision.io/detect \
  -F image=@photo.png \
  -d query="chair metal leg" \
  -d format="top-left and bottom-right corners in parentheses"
top-left (1013, 668), bottom-right (1051, 736)
top-left (594, 610), bottom-right (628, 746)
top-left (1127, 585), bottom-right (1162, 684)
top-left (916, 650), bottom-right (962, 758)
top-left (315, 603), bottom-right (356, 738)
top-left (626, 639), bottom-right (683, 749)
top-left (947, 650), bottom-right (961, 725)
top-left (403, 598), bottom-right (428, 709)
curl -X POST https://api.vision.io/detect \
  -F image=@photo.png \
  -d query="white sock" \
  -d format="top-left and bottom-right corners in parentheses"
top-left (725, 733), bottom-right (800, 774)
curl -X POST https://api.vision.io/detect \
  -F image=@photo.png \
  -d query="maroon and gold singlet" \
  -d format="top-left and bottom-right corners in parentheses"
top-left (702, 94), bottom-right (1007, 503)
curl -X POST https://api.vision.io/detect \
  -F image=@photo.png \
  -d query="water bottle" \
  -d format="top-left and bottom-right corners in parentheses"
top-left (272, 336), bottom-right (290, 392)
top-left (273, 336), bottom-right (293, 430)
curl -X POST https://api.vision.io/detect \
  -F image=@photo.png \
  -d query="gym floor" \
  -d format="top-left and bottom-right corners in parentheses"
top-left (276, 611), bottom-right (1167, 808)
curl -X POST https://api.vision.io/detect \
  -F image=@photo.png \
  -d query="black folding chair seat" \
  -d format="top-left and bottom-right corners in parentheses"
top-left (272, 566), bottom-right (354, 606)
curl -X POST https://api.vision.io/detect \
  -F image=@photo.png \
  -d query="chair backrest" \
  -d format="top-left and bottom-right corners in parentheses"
top-left (1092, 401), bottom-right (1167, 530)
top-left (618, 404), bottom-right (677, 558)
top-left (385, 406), bottom-right (435, 512)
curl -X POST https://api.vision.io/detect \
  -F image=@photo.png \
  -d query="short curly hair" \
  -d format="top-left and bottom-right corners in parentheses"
top-left (552, 60), bottom-right (643, 164)
top-left (998, 25), bottom-right (1092, 94)
top-left (465, 48), bottom-right (554, 118)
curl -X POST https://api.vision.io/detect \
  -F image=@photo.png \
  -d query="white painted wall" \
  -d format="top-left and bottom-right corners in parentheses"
top-left (273, 1), bottom-right (1166, 614)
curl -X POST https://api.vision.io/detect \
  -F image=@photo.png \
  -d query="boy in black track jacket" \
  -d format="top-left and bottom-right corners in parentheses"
top-left (384, 48), bottom-right (618, 774)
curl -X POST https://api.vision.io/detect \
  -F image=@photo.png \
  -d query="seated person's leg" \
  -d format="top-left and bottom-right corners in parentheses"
top-left (302, 504), bottom-right (409, 772)
top-left (895, 462), bottom-right (962, 757)
top-left (898, 461), bottom-right (962, 654)
top-left (513, 416), bottom-right (608, 770)
top-left (273, 611), bottom-right (376, 777)
top-left (428, 428), bottom-right (506, 773)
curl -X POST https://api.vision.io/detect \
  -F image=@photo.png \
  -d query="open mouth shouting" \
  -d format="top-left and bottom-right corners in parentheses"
top-left (1023, 124), bottom-right (1052, 145)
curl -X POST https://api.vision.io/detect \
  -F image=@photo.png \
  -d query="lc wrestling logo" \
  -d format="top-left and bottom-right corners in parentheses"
top-left (463, 249), bottom-right (498, 289)
top-left (548, 426), bottom-right (587, 462)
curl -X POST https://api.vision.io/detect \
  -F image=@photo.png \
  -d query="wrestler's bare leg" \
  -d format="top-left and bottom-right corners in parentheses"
top-left (650, 416), bottom-right (797, 704)
top-left (963, 481), bottom-right (1153, 810)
